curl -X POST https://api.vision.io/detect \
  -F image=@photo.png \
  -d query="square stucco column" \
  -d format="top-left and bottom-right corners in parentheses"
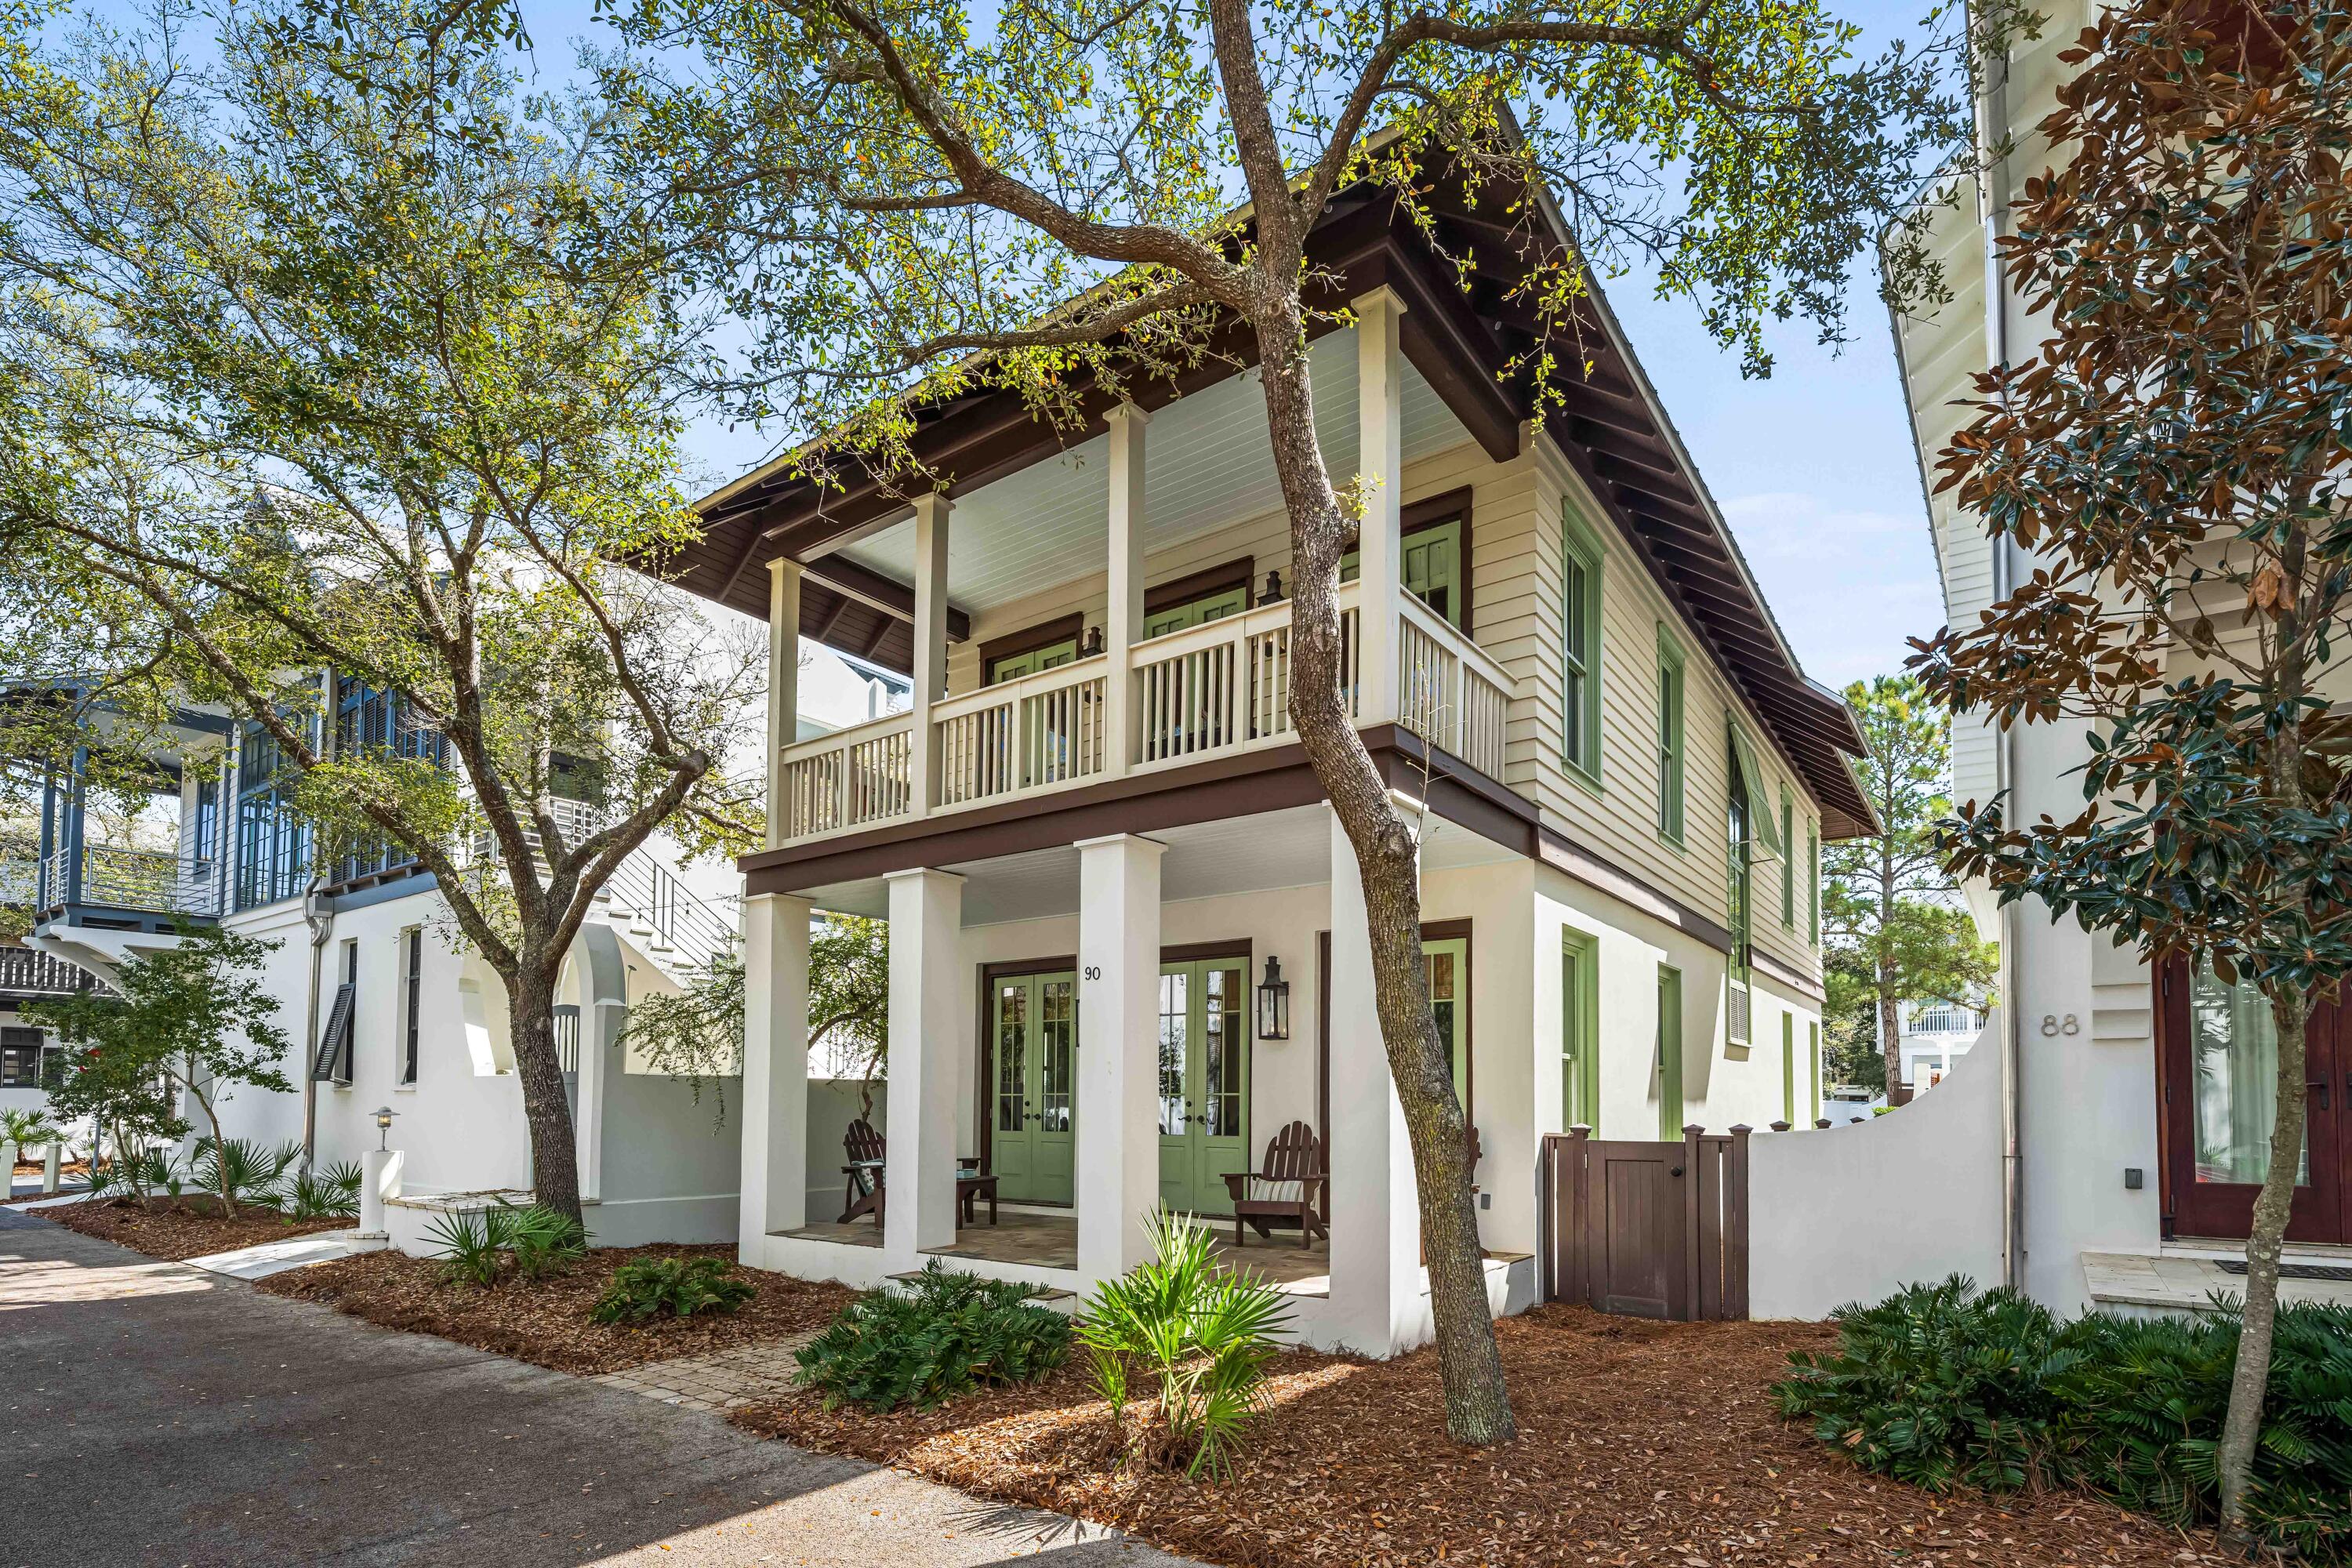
top-left (1075, 832), bottom-right (1165, 1284)
top-left (739, 892), bottom-right (811, 1247)
top-left (884, 866), bottom-right (964, 1258)
top-left (1352, 286), bottom-right (1406, 726)
top-left (1326, 805), bottom-right (1422, 1355)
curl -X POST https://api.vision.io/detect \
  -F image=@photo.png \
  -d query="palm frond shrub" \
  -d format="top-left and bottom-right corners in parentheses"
top-left (590, 1256), bottom-right (755, 1324)
top-left (198, 1138), bottom-right (300, 1210)
top-left (282, 1161), bottom-right (362, 1220)
top-left (2, 1107), bottom-right (59, 1152)
top-left (1078, 1207), bottom-right (1294, 1479)
top-left (1777, 1279), bottom-right (2352, 1560)
top-left (499, 1203), bottom-right (587, 1279)
top-left (794, 1263), bottom-right (1070, 1412)
top-left (428, 1207), bottom-right (505, 1287)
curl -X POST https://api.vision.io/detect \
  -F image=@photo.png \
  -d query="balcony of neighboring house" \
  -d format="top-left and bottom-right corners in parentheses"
top-left (744, 307), bottom-right (1525, 873)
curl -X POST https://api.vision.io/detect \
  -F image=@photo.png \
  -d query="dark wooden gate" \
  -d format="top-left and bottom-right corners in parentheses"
top-left (1543, 1125), bottom-right (1749, 1320)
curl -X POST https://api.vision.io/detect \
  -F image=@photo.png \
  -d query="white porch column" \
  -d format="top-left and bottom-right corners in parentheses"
top-left (1352, 286), bottom-right (1406, 727)
top-left (739, 891), bottom-right (812, 1247)
top-left (764, 560), bottom-right (804, 850)
top-left (909, 493), bottom-right (953, 815)
top-left (1075, 833), bottom-right (1165, 1285)
top-left (1326, 805), bottom-right (1422, 1355)
top-left (1102, 402), bottom-right (1148, 779)
top-left (884, 866), bottom-right (964, 1257)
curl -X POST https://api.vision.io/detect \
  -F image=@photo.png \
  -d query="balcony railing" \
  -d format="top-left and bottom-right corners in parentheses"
top-left (34, 845), bottom-right (227, 919)
top-left (0, 945), bottom-right (103, 995)
top-left (771, 584), bottom-right (1519, 848)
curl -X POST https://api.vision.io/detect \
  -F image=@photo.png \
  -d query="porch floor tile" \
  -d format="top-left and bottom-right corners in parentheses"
top-left (777, 1210), bottom-right (1336, 1294)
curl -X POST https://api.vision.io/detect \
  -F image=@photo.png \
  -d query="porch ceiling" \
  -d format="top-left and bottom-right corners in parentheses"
top-left (801, 800), bottom-right (1521, 924)
top-left (832, 329), bottom-right (1471, 619)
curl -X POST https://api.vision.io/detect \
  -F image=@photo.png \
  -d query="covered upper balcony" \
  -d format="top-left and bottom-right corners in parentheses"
top-left (745, 292), bottom-right (1525, 862)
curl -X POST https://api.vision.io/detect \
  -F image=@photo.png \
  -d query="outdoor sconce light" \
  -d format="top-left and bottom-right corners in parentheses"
top-left (1255, 955), bottom-right (1291, 1041)
top-left (1081, 625), bottom-right (1105, 657)
top-left (1260, 569), bottom-right (1283, 604)
top-left (372, 1105), bottom-right (397, 1151)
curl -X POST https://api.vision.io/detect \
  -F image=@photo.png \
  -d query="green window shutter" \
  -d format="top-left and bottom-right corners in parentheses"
top-left (1729, 725), bottom-right (1782, 858)
top-left (1562, 933), bottom-right (1599, 1132)
top-left (1780, 789), bottom-right (1796, 927)
top-left (1560, 506), bottom-right (1604, 784)
top-left (1656, 964), bottom-right (1683, 1140)
top-left (1781, 1011), bottom-right (1796, 1126)
top-left (1807, 823), bottom-right (1820, 945)
top-left (1809, 1020), bottom-right (1823, 1123)
top-left (1655, 630), bottom-right (1685, 843)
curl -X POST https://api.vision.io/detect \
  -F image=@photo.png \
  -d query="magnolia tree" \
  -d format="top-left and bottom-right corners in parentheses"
top-left (0, 0), bottom-right (761, 1223)
top-left (608, 0), bottom-right (1969, 1440)
top-left (1911, 0), bottom-right (2352, 1539)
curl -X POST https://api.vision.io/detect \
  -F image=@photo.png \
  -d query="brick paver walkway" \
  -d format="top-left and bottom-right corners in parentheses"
top-left (592, 1334), bottom-right (818, 1411)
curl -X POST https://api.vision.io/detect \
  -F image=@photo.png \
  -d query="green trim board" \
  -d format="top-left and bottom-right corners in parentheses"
top-left (1156, 956), bottom-right (1252, 1215)
top-left (1806, 823), bottom-right (1820, 945)
top-left (1561, 931), bottom-right (1599, 1131)
top-left (989, 969), bottom-right (1078, 1203)
top-left (1809, 1019), bottom-right (1823, 1123)
top-left (1655, 627), bottom-right (1686, 844)
top-left (1656, 964), bottom-right (1684, 1140)
top-left (1561, 503), bottom-right (1604, 785)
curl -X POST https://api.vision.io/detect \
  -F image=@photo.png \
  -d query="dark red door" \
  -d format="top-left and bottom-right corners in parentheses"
top-left (2159, 957), bottom-right (2347, 1243)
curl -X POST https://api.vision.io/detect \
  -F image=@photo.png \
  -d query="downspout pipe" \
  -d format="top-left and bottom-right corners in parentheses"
top-left (1972, 10), bottom-right (2024, 1297)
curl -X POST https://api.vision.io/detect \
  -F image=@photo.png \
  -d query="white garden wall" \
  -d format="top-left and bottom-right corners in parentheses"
top-left (1747, 1016), bottom-right (2005, 1319)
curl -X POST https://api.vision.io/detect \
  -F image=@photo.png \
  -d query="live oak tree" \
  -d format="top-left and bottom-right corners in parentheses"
top-left (615, 0), bottom-right (1966, 1440)
top-left (1822, 674), bottom-right (1995, 1093)
top-left (27, 923), bottom-right (294, 1218)
top-left (0, 0), bottom-right (761, 1223)
top-left (1910, 0), bottom-right (2352, 1541)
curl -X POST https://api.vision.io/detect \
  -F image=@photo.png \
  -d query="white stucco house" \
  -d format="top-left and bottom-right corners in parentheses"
top-left (1870, 0), bottom-right (2352, 1318)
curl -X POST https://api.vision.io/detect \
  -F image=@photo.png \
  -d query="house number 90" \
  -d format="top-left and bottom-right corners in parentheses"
top-left (1083, 966), bottom-right (1102, 981)
top-left (2039, 1014), bottom-right (2081, 1037)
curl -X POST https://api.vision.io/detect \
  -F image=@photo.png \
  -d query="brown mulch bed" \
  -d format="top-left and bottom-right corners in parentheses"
top-left (735, 1305), bottom-right (2235, 1568)
top-left (256, 1243), bottom-right (857, 1375)
top-left (40, 1194), bottom-right (354, 1261)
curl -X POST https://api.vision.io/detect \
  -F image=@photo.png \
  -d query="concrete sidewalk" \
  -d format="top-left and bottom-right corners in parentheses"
top-left (0, 1211), bottom-right (1192, 1567)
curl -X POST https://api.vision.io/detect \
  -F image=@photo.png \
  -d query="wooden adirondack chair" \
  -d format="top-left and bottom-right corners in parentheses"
top-left (1221, 1120), bottom-right (1329, 1248)
top-left (837, 1117), bottom-right (1000, 1228)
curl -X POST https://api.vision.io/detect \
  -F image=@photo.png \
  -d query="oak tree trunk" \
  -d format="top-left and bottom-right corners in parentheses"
top-left (1254, 318), bottom-right (1515, 1446)
top-left (506, 961), bottom-right (583, 1225)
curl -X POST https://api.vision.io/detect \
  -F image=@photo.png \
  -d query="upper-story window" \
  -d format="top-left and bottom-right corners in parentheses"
top-left (1780, 787), bottom-right (1796, 927)
top-left (1561, 506), bottom-right (1604, 784)
top-left (1341, 507), bottom-right (1467, 630)
top-left (1807, 821), bottom-right (1821, 945)
top-left (332, 677), bottom-right (445, 886)
top-left (1726, 735), bottom-right (1752, 1044)
top-left (1656, 630), bottom-right (1686, 843)
top-left (235, 717), bottom-right (314, 911)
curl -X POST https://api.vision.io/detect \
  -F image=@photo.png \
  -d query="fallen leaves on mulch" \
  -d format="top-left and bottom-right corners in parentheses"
top-left (734, 1305), bottom-right (2234, 1568)
top-left (256, 1243), bottom-right (855, 1375)
top-left (40, 1195), bottom-right (353, 1261)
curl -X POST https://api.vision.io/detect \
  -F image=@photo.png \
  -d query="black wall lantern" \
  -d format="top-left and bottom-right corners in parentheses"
top-left (1255, 955), bottom-right (1291, 1041)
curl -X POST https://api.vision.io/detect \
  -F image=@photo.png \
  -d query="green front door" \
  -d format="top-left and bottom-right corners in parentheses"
top-left (1156, 956), bottom-right (1251, 1214)
top-left (986, 638), bottom-right (1079, 685)
top-left (1142, 585), bottom-right (1248, 640)
top-left (989, 970), bottom-right (1077, 1204)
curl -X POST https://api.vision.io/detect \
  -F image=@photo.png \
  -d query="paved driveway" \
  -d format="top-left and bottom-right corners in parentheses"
top-left (0, 1209), bottom-right (1186, 1567)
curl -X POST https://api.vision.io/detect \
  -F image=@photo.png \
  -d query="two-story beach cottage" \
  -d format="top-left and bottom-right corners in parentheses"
top-left (679, 165), bottom-right (1876, 1356)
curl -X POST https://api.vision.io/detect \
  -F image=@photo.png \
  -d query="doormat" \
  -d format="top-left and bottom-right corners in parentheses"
top-left (2213, 1258), bottom-right (2352, 1283)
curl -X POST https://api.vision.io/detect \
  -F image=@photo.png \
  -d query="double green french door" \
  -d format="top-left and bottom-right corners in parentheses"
top-left (989, 970), bottom-right (1077, 1204)
top-left (1157, 956), bottom-right (1252, 1215)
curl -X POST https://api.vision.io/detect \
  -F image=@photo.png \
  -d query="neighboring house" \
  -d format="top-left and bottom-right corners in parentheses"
top-left (0, 939), bottom-right (101, 1123)
top-left (681, 157), bottom-right (1875, 1358)
top-left (1898, 1000), bottom-right (1984, 1097)
top-left (1884, 2), bottom-right (2352, 1316)
top-left (9, 684), bottom-right (749, 1246)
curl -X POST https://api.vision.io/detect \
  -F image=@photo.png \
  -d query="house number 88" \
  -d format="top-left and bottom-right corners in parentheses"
top-left (2040, 1014), bottom-right (2080, 1036)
